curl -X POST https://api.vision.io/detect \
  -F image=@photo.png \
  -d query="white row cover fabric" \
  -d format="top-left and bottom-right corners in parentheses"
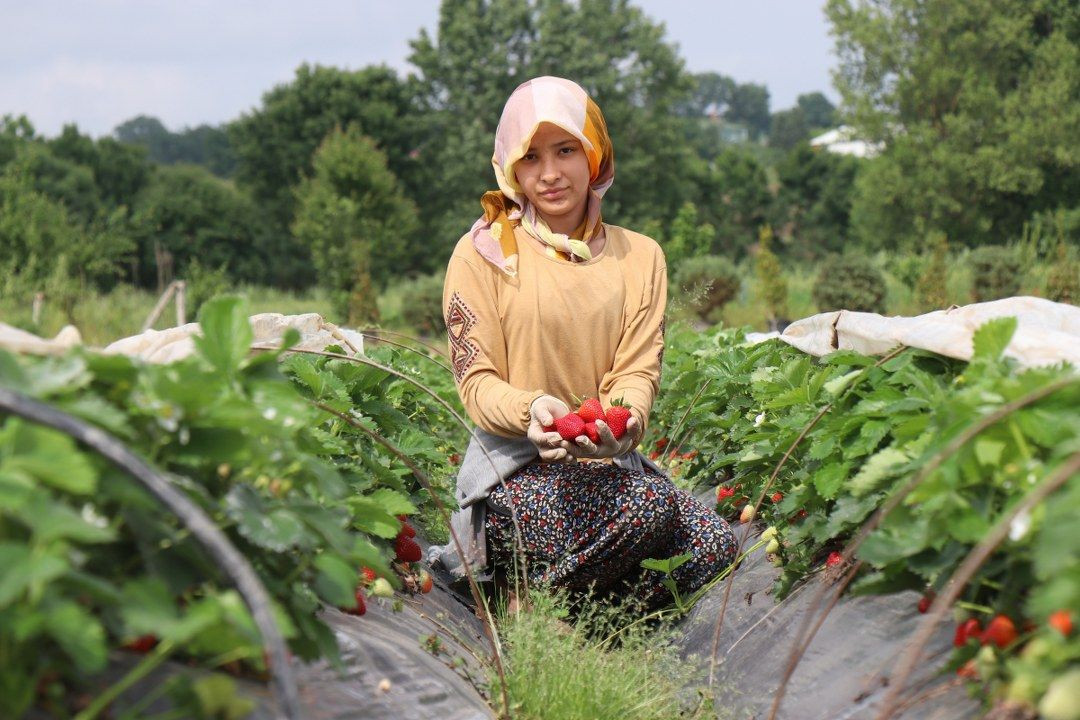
top-left (101, 313), bottom-right (365, 363)
top-left (0, 314), bottom-right (363, 362)
top-left (780, 296), bottom-right (1080, 369)
top-left (0, 323), bottom-right (82, 355)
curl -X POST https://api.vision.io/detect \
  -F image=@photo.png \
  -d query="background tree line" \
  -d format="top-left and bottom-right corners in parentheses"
top-left (1, 0), bottom-right (1076, 327)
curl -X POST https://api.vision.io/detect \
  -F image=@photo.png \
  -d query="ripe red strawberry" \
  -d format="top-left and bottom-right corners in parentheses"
top-left (123, 634), bottom-right (158, 653)
top-left (1049, 610), bottom-right (1073, 637)
top-left (954, 618), bottom-right (982, 647)
top-left (395, 535), bottom-right (422, 563)
top-left (655, 437), bottom-right (669, 450)
top-left (575, 396), bottom-right (605, 423)
top-left (917, 590), bottom-right (935, 614)
top-left (398, 520), bottom-right (416, 539)
top-left (419, 570), bottom-right (433, 594)
top-left (583, 421), bottom-right (600, 444)
top-left (604, 399), bottom-right (633, 440)
top-left (554, 413), bottom-right (586, 441)
top-left (981, 615), bottom-right (1017, 648)
top-left (361, 566), bottom-right (377, 584)
top-left (771, 491), bottom-right (783, 503)
top-left (825, 551), bottom-right (843, 568)
top-left (649, 450), bottom-right (660, 460)
top-left (717, 486), bottom-right (735, 502)
top-left (350, 588), bottom-right (367, 616)
top-left (449, 453), bottom-right (461, 465)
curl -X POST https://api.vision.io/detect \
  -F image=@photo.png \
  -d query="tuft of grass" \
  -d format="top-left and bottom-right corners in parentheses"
top-left (491, 590), bottom-right (709, 720)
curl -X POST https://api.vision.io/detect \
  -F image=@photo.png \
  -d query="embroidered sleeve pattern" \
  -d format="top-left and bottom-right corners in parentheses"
top-left (446, 291), bottom-right (480, 383)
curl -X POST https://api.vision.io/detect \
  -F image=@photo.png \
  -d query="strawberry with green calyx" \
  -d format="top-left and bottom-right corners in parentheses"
top-left (604, 398), bottom-right (633, 440)
top-left (572, 394), bottom-right (605, 424)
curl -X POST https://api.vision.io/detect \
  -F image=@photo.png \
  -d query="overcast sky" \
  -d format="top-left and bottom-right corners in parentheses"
top-left (1, 1), bottom-right (838, 138)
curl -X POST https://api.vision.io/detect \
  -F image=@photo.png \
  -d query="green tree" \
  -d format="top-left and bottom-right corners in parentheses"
top-left (129, 165), bottom-right (268, 288)
top-left (797, 92), bottom-right (837, 130)
top-left (114, 115), bottom-right (236, 177)
top-left (661, 202), bottom-right (715, 267)
top-left (915, 233), bottom-right (950, 310)
top-left (756, 225), bottom-right (789, 325)
top-left (293, 126), bottom-right (419, 324)
top-left (769, 93), bottom-right (837, 150)
top-left (697, 148), bottom-right (772, 257)
top-left (772, 144), bottom-right (860, 259)
top-left (769, 108), bottom-right (810, 151)
top-left (229, 65), bottom-right (422, 229)
top-left (725, 82), bottom-right (771, 140)
top-left (828, 0), bottom-right (1080, 249)
top-left (408, 0), bottom-right (702, 246)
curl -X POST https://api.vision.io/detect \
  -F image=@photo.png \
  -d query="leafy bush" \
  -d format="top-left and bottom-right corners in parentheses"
top-left (755, 225), bottom-right (788, 325)
top-left (915, 233), bottom-right (950, 310)
top-left (1045, 241), bottom-right (1079, 305)
top-left (811, 254), bottom-right (886, 312)
top-left (397, 271), bottom-right (447, 336)
top-left (672, 255), bottom-right (741, 324)
top-left (970, 245), bottom-right (1022, 302)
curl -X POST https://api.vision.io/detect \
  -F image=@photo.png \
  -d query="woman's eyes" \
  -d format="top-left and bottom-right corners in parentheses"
top-left (521, 147), bottom-right (575, 162)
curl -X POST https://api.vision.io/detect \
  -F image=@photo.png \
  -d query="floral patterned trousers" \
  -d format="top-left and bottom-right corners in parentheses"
top-left (485, 458), bottom-right (737, 609)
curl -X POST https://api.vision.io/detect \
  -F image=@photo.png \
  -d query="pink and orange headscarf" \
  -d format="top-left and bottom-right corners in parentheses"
top-left (469, 76), bottom-right (615, 276)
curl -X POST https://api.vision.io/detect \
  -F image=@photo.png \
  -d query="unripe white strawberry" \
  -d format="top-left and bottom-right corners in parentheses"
top-left (765, 538), bottom-right (780, 554)
top-left (739, 504), bottom-right (755, 524)
top-left (761, 525), bottom-right (778, 541)
top-left (1039, 669), bottom-right (1080, 720)
top-left (371, 578), bottom-right (394, 598)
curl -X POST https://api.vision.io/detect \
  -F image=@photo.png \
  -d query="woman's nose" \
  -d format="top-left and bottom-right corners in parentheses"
top-left (540, 155), bottom-right (560, 183)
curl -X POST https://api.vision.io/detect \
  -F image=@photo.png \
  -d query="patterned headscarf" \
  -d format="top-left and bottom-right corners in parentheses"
top-left (469, 76), bottom-right (615, 277)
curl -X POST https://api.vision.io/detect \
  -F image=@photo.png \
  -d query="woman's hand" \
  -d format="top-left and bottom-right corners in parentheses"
top-left (568, 416), bottom-right (642, 460)
top-left (527, 395), bottom-right (575, 463)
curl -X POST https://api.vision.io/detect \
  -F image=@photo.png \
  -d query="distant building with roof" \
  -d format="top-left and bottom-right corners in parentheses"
top-left (809, 125), bottom-right (883, 158)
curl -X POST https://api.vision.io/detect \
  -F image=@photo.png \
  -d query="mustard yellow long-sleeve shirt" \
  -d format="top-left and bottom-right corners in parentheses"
top-left (443, 223), bottom-right (667, 440)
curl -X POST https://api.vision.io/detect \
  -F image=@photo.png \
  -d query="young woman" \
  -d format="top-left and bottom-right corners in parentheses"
top-left (439, 76), bottom-right (735, 608)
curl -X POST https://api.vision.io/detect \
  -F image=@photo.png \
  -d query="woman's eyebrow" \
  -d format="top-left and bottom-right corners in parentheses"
top-left (528, 138), bottom-right (579, 153)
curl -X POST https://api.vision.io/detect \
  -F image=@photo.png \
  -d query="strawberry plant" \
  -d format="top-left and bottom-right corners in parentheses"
top-left (650, 318), bottom-right (1080, 715)
top-left (0, 296), bottom-right (466, 717)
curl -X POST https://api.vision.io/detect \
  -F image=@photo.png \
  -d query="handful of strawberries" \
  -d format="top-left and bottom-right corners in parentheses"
top-left (543, 395), bottom-right (634, 443)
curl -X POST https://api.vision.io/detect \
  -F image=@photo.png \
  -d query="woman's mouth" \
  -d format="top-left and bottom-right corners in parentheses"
top-left (540, 188), bottom-right (567, 200)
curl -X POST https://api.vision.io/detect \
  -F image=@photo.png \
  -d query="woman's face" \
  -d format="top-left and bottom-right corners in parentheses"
top-left (514, 122), bottom-right (591, 233)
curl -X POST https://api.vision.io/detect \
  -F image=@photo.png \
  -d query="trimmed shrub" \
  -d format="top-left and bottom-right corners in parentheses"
top-left (1045, 241), bottom-right (1079, 305)
top-left (672, 255), bottom-right (741, 323)
top-left (398, 271), bottom-right (446, 336)
top-left (811, 254), bottom-right (886, 312)
top-left (969, 245), bottom-right (1022, 302)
